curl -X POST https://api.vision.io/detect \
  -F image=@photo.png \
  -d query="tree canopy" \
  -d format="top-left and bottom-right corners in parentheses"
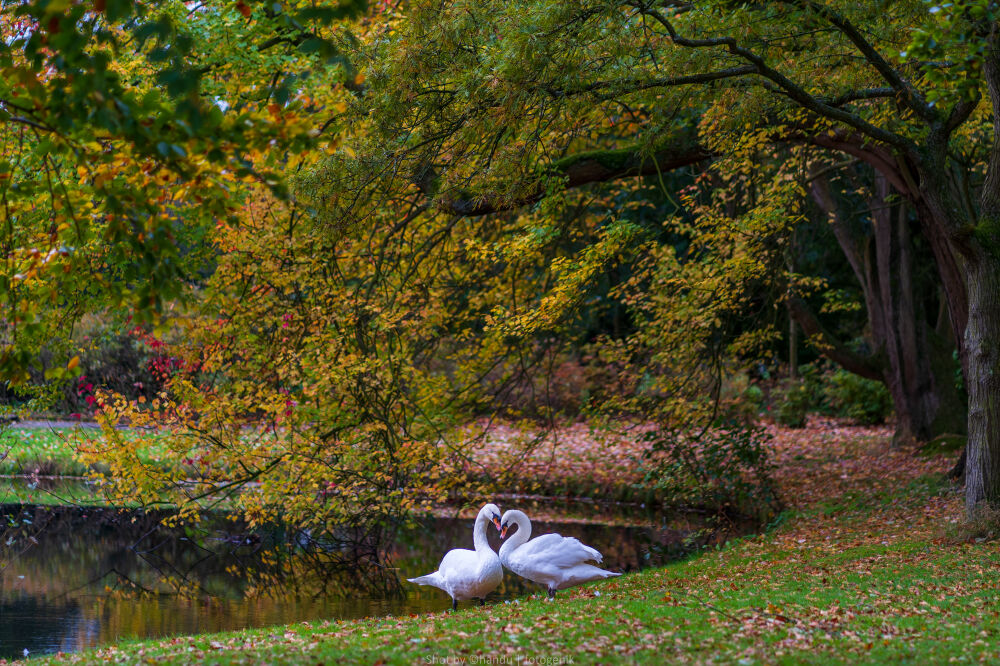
top-left (6, 0), bottom-right (1000, 528)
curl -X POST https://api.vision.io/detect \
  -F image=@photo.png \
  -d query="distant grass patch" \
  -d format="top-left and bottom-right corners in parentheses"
top-left (0, 427), bottom-right (170, 477)
top-left (918, 433), bottom-right (967, 456)
top-left (815, 473), bottom-right (951, 518)
top-left (0, 428), bottom-right (90, 476)
top-left (0, 477), bottom-right (112, 507)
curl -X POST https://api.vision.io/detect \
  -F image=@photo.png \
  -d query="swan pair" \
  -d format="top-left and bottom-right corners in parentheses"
top-left (407, 503), bottom-right (620, 609)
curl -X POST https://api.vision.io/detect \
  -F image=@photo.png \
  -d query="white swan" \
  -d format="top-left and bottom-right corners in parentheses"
top-left (499, 509), bottom-right (620, 599)
top-left (408, 503), bottom-right (504, 610)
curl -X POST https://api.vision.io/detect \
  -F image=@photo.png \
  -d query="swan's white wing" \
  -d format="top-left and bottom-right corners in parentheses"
top-left (510, 533), bottom-right (604, 570)
top-left (437, 548), bottom-right (479, 577)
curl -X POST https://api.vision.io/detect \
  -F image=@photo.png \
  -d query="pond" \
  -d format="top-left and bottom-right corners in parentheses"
top-left (0, 497), bottom-right (741, 660)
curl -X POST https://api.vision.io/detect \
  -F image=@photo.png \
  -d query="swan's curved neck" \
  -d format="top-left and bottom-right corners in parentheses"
top-left (472, 513), bottom-right (492, 554)
top-left (499, 512), bottom-right (531, 559)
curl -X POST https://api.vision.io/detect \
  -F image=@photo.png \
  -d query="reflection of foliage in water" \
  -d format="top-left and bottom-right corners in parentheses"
top-left (0, 504), bottom-right (403, 602)
top-left (0, 497), bottom-right (41, 575)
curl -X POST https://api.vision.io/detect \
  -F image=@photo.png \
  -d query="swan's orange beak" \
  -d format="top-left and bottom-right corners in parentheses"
top-left (500, 525), bottom-right (508, 539)
top-left (492, 516), bottom-right (501, 530)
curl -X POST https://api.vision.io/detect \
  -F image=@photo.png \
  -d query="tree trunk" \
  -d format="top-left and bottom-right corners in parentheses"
top-left (914, 198), bottom-right (969, 365)
top-left (963, 250), bottom-right (1000, 512)
top-left (789, 313), bottom-right (798, 379)
top-left (808, 172), bottom-right (966, 444)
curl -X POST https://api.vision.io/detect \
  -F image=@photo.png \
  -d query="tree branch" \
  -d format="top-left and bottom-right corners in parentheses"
top-left (821, 87), bottom-right (896, 108)
top-left (777, 0), bottom-right (937, 121)
top-left (544, 65), bottom-right (758, 99)
top-left (630, 2), bottom-right (918, 154)
top-left (787, 296), bottom-right (884, 382)
top-left (802, 129), bottom-right (915, 197)
top-left (426, 125), bottom-right (922, 218)
top-left (427, 139), bottom-right (712, 216)
top-left (946, 91), bottom-right (982, 135)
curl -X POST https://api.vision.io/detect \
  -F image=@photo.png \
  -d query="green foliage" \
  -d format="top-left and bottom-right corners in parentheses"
top-left (0, 0), bottom-right (365, 385)
top-left (774, 379), bottom-right (812, 429)
top-left (5, 0), bottom-right (986, 536)
top-left (824, 368), bottom-right (894, 425)
top-left (718, 373), bottom-right (766, 423)
top-left (771, 364), bottom-right (892, 427)
top-left (906, 0), bottom-right (996, 105)
top-left (640, 421), bottom-right (780, 520)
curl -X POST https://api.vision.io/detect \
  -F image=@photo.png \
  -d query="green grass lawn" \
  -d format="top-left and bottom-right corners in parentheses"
top-left (0, 427), bottom-right (175, 507)
top-left (0, 428), bottom-right (93, 476)
top-left (0, 478), bottom-right (110, 506)
top-left (23, 425), bottom-right (1000, 665)
top-left (0, 426), bottom-right (177, 478)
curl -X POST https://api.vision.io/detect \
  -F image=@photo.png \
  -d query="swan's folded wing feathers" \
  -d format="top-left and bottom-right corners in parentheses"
top-left (514, 533), bottom-right (605, 569)
top-left (438, 548), bottom-right (478, 576)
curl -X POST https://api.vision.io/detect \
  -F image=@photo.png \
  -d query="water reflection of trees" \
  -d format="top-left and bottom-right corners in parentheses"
top-left (0, 504), bottom-right (404, 602)
top-left (2, 502), bottom-right (746, 602)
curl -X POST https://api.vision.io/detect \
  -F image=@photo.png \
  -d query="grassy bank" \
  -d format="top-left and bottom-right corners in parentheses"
top-left (14, 421), bottom-right (998, 665)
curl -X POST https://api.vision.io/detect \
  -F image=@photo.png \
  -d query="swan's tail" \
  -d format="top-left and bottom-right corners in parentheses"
top-left (560, 565), bottom-right (623, 590)
top-left (407, 572), bottom-right (442, 586)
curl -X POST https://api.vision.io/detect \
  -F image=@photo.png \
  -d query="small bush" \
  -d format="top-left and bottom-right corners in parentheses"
top-left (766, 363), bottom-right (893, 427)
top-left (640, 421), bottom-right (781, 521)
top-left (774, 380), bottom-right (811, 428)
top-left (0, 313), bottom-right (165, 416)
top-left (719, 373), bottom-right (765, 423)
top-left (824, 368), bottom-right (893, 425)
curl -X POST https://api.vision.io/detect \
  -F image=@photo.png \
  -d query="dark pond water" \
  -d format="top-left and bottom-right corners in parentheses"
top-left (0, 496), bottom-right (739, 660)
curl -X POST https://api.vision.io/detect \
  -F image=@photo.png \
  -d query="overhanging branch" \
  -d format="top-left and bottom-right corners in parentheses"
top-left (777, 0), bottom-right (937, 122)
top-left (787, 296), bottom-right (884, 381)
top-left (427, 139), bottom-right (712, 216)
top-left (629, 1), bottom-right (918, 155)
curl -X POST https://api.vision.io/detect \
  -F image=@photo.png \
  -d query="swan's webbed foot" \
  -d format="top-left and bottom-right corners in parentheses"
top-left (479, 598), bottom-right (486, 607)
top-left (451, 598), bottom-right (458, 611)
top-left (547, 589), bottom-right (556, 600)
